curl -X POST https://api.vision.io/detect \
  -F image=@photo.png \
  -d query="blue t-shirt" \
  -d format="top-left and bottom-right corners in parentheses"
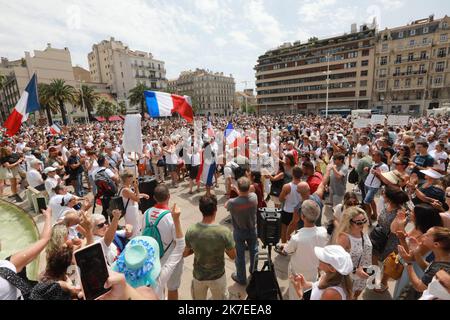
top-left (413, 154), bottom-right (435, 179)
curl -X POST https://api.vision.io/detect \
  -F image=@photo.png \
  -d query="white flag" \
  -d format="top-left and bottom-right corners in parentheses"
top-left (123, 114), bottom-right (143, 154)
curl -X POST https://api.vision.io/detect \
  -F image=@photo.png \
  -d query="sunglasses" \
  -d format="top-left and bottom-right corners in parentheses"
top-left (351, 218), bottom-right (368, 226)
top-left (96, 222), bottom-right (108, 228)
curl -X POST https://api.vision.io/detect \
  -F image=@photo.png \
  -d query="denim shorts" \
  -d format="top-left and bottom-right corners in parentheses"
top-left (364, 186), bottom-right (379, 204)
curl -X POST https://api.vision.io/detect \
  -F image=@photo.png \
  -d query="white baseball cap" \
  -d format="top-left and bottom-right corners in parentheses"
top-left (43, 167), bottom-right (57, 174)
top-left (314, 245), bottom-right (354, 275)
top-left (420, 169), bottom-right (443, 180)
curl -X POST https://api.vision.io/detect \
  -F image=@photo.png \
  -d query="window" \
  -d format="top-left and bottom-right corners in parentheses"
top-left (408, 53), bottom-right (414, 61)
top-left (424, 27), bottom-right (429, 34)
top-left (416, 92), bottom-right (423, 100)
top-left (434, 76), bottom-right (443, 85)
top-left (380, 56), bottom-right (388, 65)
top-left (421, 51), bottom-right (427, 59)
top-left (360, 80), bottom-right (368, 87)
top-left (378, 80), bottom-right (386, 89)
top-left (399, 31), bottom-right (404, 38)
top-left (419, 64), bottom-right (425, 73)
top-left (121, 72), bottom-right (123, 78)
top-left (394, 67), bottom-right (401, 76)
top-left (436, 61), bottom-right (445, 72)
top-left (348, 51), bottom-right (358, 58)
top-left (361, 60), bottom-right (369, 66)
top-left (438, 47), bottom-right (447, 58)
top-left (361, 70), bottom-right (368, 76)
top-left (407, 66), bottom-right (413, 75)
top-left (423, 38), bottom-right (428, 44)
top-left (418, 78), bottom-right (424, 86)
top-left (405, 79), bottom-right (411, 87)
top-left (382, 44), bottom-right (388, 51)
top-left (441, 34), bottom-right (448, 42)
top-left (394, 80), bottom-right (400, 88)
top-left (359, 90), bottom-right (367, 97)
top-left (410, 40), bottom-right (416, 46)
top-left (444, 22), bottom-right (449, 29)
top-left (379, 69), bottom-right (387, 77)
top-left (396, 55), bottom-right (402, 63)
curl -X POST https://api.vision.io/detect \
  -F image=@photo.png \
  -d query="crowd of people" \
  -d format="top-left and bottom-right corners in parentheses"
top-left (0, 113), bottom-right (450, 300)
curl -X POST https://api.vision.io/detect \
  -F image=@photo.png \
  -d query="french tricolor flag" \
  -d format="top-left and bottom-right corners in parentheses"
top-left (144, 91), bottom-right (194, 123)
top-left (3, 74), bottom-right (40, 137)
top-left (49, 123), bottom-right (62, 135)
top-left (225, 122), bottom-right (240, 145)
top-left (207, 115), bottom-right (215, 138)
top-left (196, 149), bottom-right (216, 187)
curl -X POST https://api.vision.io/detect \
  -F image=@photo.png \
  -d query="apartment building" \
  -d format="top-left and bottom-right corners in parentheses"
top-left (255, 24), bottom-right (377, 115)
top-left (168, 69), bottom-right (235, 116)
top-left (373, 15), bottom-right (450, 115)
top-left (88, 37), bottom-right (167, 101)
top-left (0, 44), bottom-right (85, 123)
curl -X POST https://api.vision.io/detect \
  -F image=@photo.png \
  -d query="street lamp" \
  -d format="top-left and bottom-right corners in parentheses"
top-left (323, 53), bottom-right (332, 118)
top-left (241, 81), bottom-right (251, 114)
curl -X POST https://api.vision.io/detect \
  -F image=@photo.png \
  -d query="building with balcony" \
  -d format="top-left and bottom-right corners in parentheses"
top-left (168, 69), bottom-right (235, 116)
top-left (373, 15), bottom-right (450, 115)
top-left (88, 37), bottom-right (167, 102)
top-left (255, 23), bottom-right (377, 115)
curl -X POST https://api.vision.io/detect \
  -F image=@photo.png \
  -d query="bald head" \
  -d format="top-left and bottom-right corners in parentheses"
top-left (297, 182), bottom-right (311, 196)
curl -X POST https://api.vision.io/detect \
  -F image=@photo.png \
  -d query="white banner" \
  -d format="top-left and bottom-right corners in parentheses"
top-left (387, 115), bottom-right (410, 126)
top-left (354, 118), bottom-right (371, 128)
top-left (123, 114), bottom-right (143, 154)
top-left (371, 115), bottom-right (386, 125)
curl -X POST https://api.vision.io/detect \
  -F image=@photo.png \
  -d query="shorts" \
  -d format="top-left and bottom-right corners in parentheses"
top-left (10, 167), bottom-right (21, 178)
top-left (166, 258), bottom-right (184, 291)
top-left (364, 186), bottom-right (379, 204)
top-left (281, 210), bottom-right (293, 225)
top-left (189, 165), bottom-right (200, 179)
top-left (166, 164), bottom-right (177, 173)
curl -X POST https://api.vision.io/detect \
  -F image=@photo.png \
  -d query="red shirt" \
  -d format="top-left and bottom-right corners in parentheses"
top-left (307, 172), bottom-right (323, 194)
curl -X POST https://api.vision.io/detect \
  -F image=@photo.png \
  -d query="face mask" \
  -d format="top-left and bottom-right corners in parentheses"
top-left (427, 277), bottom-right (450, 300)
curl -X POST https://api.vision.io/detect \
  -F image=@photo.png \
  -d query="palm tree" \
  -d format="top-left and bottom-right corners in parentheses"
top-left (45, 79), bottom-right (75, 125)
top-left (117, 101), bottom-right (127, 116)
top-left (96, 98), bottom-right (116, 122)
top-left (37, 83), bottom-right (59, 124)
top-left (73, 85), bottom-right (99, 121)
top-left (129, 82), bottom-right (150, 117)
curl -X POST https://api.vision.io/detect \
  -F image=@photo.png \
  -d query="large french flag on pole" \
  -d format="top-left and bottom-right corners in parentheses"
top-left (196, 150), bottom-right (216, 187)
top-left (144, 91), bottom-right (194, 123)
top-left (3, 74), bottom-right (40, 137)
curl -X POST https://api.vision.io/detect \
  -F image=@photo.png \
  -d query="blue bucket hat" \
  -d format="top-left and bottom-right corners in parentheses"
top-left (112, 236), bottom-right (161, 288)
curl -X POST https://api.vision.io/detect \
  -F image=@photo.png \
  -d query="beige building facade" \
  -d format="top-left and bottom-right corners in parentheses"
top-left (373, 15), bottom-right (450, 115)
top-left (255, 24), bottom-right (377, 115)
top-left (0, 44), bottom-right (86, 123)
top-left (168, 69), bottom-right (235, 116)
top-left (88, 37), bottom-right (167, 102)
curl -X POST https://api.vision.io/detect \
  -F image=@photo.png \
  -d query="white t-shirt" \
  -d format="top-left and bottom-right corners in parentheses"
top-left (284, 226), bottom-right (329, 281)
top-left (144, 207), bottom-right (176, 262)
top-left (356, 144), bottom-right (370, 156)
top-left (26, 169), bottom-right (44, 188)
top-left (45, 175), bottom-right (61, 198)
top-left (0, 260), bottom-right (21, 300)
top-left (165, 149), bottom-right (178, 165)
top-left (48, 194), bottom-right (73, 224)
top-left (94, 236), bottom-right (118, 265)
top-left (15, 142), bottom-right (26, 153)
top-left (429, 150), bottom-right (448, 172)
top-left (364, 163), bottom-right (389, 188)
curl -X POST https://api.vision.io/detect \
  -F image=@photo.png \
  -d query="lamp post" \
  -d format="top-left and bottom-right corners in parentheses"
top-left (241, 81), bottom-right (251, 114)
top-left (323, 53), bottom-right (332, 118)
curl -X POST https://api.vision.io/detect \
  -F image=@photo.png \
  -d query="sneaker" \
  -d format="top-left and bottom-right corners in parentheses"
top-left (231, 273), bottom-right (246, 286)
top-left (14, 194), bottom-right (24, 203)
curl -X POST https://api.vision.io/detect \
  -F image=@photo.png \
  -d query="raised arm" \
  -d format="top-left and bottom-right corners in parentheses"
top-left (104, 210), bottom-right (121, 247)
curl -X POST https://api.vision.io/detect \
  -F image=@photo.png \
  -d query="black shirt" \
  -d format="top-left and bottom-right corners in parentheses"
top-left (0, 153), bottom-right (20, 165)
top-left (67, 155), bottom-right (83, 175)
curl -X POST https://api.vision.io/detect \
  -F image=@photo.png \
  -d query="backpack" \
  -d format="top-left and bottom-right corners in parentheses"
top-left (0, 267), bottom-right (36, 300)
top-left (94, 168), bottom-right (117, 197)
top-left (142, 209), bottom-right (172, 258)
top-left (348, 168), bottom-right (359, 184)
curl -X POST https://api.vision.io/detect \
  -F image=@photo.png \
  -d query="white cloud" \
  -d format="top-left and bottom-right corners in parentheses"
top-left (214, 37), bottom-right (227, 47)
top-left (377, 0), bottom-right (405, 10)
top-left (298, 0), bottom-right (337, 23)
top-left (244, 0), bottom-right (286, 47)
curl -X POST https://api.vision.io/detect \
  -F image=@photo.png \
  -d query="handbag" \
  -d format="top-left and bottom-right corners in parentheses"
top-left (369, 225), bottom-right (389, 254)
top-left (348, 168), bottom-right (359, 184)
top-left (383, 252), bottom-right (404, 280)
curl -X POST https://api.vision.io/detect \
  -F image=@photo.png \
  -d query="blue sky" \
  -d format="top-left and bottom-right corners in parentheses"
top-left (1, 0), bottom-right (450, 90)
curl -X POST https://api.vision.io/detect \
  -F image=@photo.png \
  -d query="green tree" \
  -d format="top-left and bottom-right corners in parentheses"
top-left (117, 101), bottom-right (127, 116)
top-left (46, 79), bottom-right (75, 125)
top-left (96, 98), bottom-right (117, 122)
top-left (37, 83), bottom-right (59, 124)
top-left (129, 82), bottom-right (150, 118)
top-left (308, 37), bottom-right (318, 43)
top-left (73, 85), bottom-right (99, 121)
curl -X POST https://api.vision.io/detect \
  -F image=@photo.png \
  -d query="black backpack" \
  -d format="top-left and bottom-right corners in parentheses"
top-left (94, 169), bottom-right (117, 197)
top-left (348, 168), bottom-right (359, 184)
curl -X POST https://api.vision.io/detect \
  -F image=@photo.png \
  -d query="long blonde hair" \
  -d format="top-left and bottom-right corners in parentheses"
top-left (332, 207), bottom-right (368, 244)
top-left (318, 271), bottom-right (354, 300)
top-left (46, 224), bottom-right (69, 258)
